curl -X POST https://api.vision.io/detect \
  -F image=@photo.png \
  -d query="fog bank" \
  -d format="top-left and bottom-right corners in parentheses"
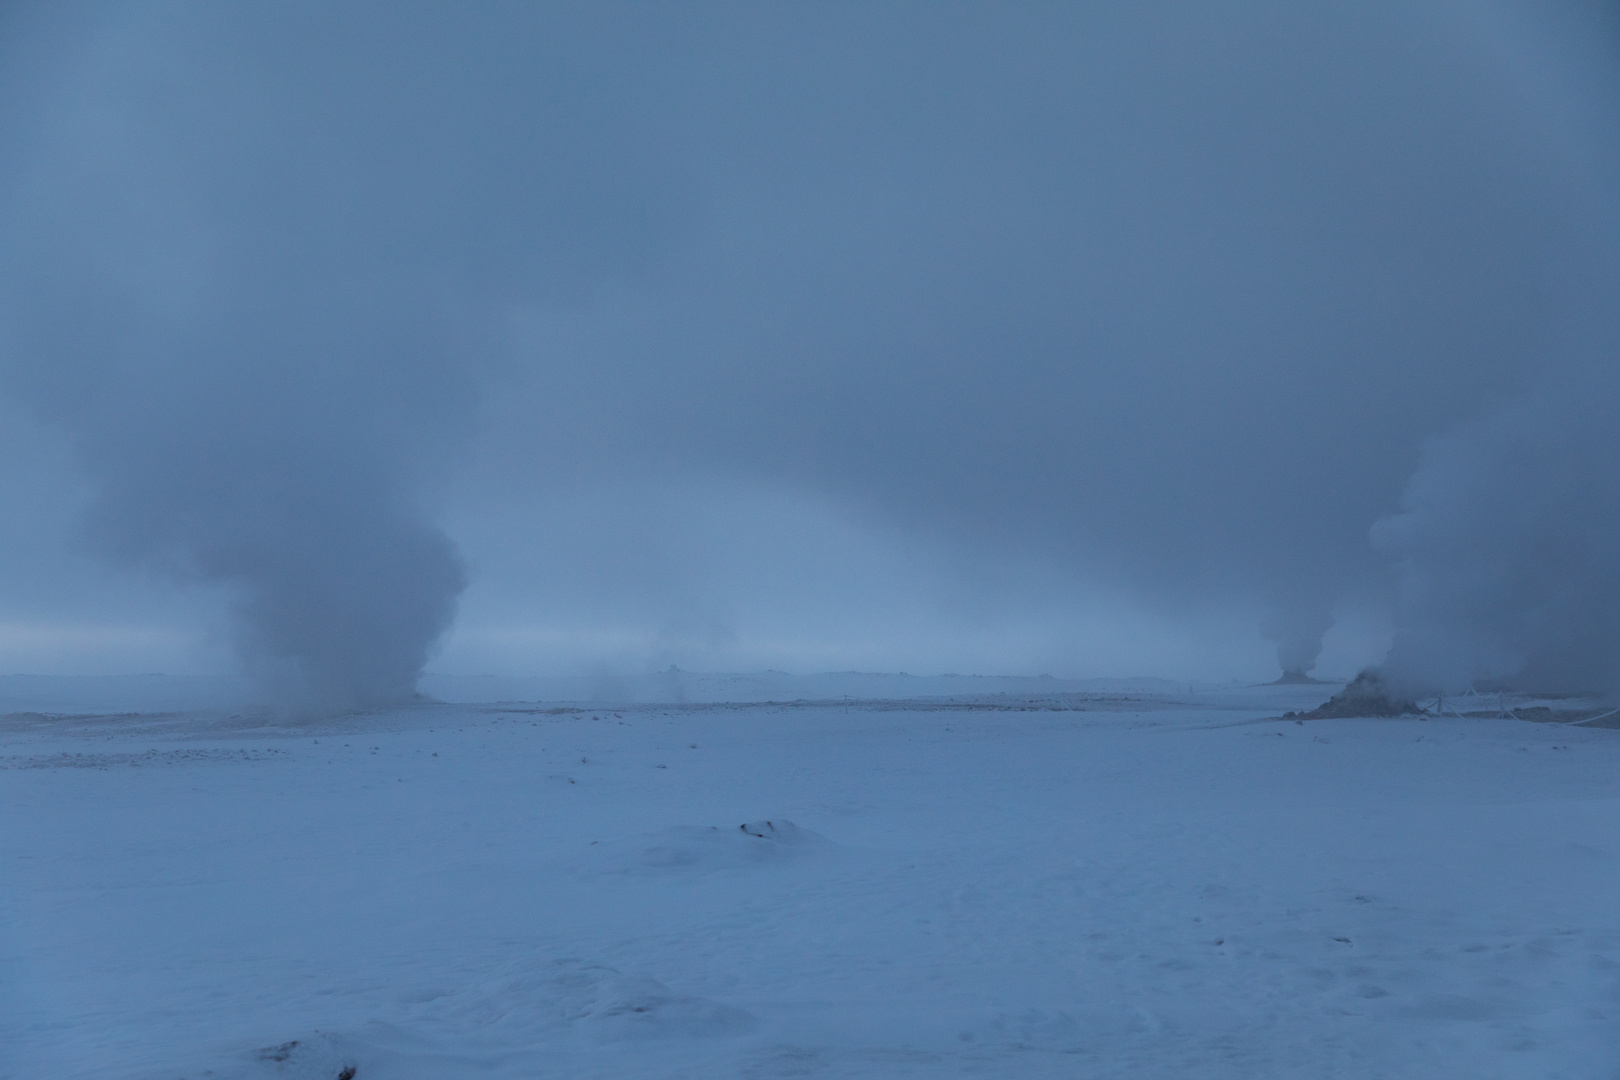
top-left (1, 2), bottom-right (1616, 697)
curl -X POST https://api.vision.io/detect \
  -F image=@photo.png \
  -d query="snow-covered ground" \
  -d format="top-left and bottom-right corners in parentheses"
top-left (0, 671), bottom-right (1199, 714)
top-left (6, 684), bottom-right (1620, 1078)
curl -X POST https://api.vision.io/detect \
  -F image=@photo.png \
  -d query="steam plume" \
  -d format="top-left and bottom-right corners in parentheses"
top-left (1376, 371), bottom-right (1620, 697)
top-left (0, 10), bottom-right (484, 706)
top-left (2, 3), bottom-right (1618, 694)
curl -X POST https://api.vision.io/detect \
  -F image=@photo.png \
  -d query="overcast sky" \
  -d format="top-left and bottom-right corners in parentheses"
top-left (1, 2), bottom-right (1617, 699)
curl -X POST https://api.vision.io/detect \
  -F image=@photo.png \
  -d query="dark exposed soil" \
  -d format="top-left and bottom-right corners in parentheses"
top-left (1286, 671), bottom-right (1419, 719)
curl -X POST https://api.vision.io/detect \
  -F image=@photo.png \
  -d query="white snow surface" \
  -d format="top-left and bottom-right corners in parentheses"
top-left (6, 684), bottom-right (1620, 1078)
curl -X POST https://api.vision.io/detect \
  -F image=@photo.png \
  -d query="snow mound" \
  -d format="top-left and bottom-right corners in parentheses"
top-left (411, 960), bottom-right (759, 1044)
top-left (202, 964), bottom-right (755, 1079)
top-left (172, 1024), bottom-right (505, 1080)
top-left (178, 1030), bottom-right (380, 1080)
top-left (235, 1034), bottom-right (362, 1079)
top-left (547, 965), bottom-right (758, 1041)
top-left (586, 819), bottom-right (833, 876)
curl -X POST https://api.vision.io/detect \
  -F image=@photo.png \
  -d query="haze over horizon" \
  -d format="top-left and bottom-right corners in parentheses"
top-left (2, 1), bottom-right (1619, 702)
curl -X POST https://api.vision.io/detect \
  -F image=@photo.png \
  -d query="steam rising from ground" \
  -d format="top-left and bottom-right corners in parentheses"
top-left (0, 8), bottom-right (489, 706)
top-left (0, 273), bottom-right (472, 706)
top-left (1, 3), bottom-right (1617, 698)
top-left (1377, 367), bottom-right (1620, 696)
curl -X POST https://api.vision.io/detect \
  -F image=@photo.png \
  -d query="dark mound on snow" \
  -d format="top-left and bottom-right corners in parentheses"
top-left (1286, 670), bottom-right (1420, 719)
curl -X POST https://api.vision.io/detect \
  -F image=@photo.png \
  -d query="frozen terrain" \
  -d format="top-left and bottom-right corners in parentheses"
top-left (6, 683), bottom-right (1620, 1078)
top-left (0, 671), bottom-right (1193, 714)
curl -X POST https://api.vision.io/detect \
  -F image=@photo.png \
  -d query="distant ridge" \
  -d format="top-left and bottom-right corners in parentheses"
top-left (3, 669), bottom-right (1221, 713)
top-left (0, 673), bottom-right (248, 714)
top-left (419, 670), bottom-right (1185, 705)
top-left (1266, 669), bottom-right (1331, 686)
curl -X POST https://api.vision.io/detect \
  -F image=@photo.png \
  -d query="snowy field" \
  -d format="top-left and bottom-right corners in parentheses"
top-left (6, 684), bottom-right (1620, 1079)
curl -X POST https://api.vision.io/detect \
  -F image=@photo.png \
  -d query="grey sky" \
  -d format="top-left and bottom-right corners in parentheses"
top-left (2, 2), bottom-right (1617, 698)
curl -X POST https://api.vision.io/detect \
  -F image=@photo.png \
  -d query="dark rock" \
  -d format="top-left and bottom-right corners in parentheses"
top-left (1295, 670), bottom-right (1419, 719)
